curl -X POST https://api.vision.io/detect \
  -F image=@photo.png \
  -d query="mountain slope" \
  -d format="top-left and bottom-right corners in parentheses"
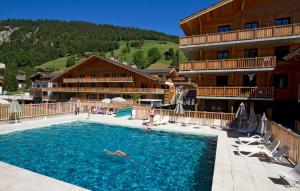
top-left (0, 19), bottom-right (179, 70)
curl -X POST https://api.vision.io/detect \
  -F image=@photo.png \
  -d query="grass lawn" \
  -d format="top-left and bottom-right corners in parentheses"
top-left (37, 56), bottom-right (69, 71)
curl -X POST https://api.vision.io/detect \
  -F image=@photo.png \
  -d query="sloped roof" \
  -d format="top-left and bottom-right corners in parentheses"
top-left (50, 55), bottom-right (160, 82)
top-left (180, 0), bottom-right (234, 25)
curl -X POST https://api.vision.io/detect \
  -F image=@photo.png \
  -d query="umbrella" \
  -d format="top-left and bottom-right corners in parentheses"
top-left (101, 98), bottom-right (111, 104)
top-left (111, 97), bottom-right (127, 103)
top-left (0, 99), bottom-right (10, 105)
top-left (235, 102), bottom-right (248, 129)
top-left (9, 100), bottom-right (22, 123)
top-left (248, 104), bottom-right (257, 132)
top-left (258, 113), bottom-right (268, 136)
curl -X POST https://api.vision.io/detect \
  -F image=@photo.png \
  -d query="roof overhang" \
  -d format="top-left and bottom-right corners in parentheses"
top-left (180, 0), bottom-right (234, 25)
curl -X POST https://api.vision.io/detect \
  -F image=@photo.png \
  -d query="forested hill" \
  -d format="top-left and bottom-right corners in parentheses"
top-left (0, 19), bottom-right (178, 70)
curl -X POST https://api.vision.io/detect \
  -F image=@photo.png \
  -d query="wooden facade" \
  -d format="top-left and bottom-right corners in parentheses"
top-left (39, 56), bottom-right (175, 103)
top-left (179, 0), bottom-right (300, 122)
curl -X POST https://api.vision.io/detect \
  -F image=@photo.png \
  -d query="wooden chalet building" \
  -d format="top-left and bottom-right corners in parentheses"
top-left (179, 0), bottom-right (300, 122)
top-left (40, 56), bottom-right (175, 103)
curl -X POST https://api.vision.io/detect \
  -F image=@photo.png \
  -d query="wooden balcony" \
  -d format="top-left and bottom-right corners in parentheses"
top-left (63, 77), bottom-right (133, 83)
top-left (180, 56), bottom-right (276, 73)
top-left (197, 87), bottom-right (274, 100)
top-left (42, 87), bottom-right (165, 94)
top-left (180, 23), bottom-right (300, 47)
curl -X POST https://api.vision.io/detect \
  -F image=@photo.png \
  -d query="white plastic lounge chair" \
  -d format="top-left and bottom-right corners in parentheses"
top-left (238, 131), bottom-right (272, 145)
top-left (212, 119), bottom-right (222, 129)
top-left (154, 116), bottom-right (169, 126)
top-left (271, 145), bottom-right (289, 161)
top-left (237, 139), bottom-right (280, 157)
top-left (279, 164), bottom-right (300, 185)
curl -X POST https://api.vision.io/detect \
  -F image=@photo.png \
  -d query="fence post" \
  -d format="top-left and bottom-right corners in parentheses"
top-left (58, 102), bottom-right (61, 114)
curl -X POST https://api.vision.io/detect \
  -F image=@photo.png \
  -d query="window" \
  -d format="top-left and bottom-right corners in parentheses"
top-left (243, 75), bottom-right (257, 87)
top-left (217, 51), bottom-right (229, 59)
top-left (103, 83), bottom-right (109, 88)
top-left (216, 76), bottom-right (228, 86)
top-left (275, 17), bottom-right (291, 26)
top-left (79, 73), bottom-right (85, 78)
top-left (245, 22), bottom-right (259, 29)
top-left (273, 74), bottom-right (288, 89)
top-left (86, 94), bottom-right (97, 100)
top-left (211, 101), bottom-right (222, 112)
top-left (274, 46), bottom-right (289, 61)
top-left (244, 48), bottom-right (258, 58)
top-left (218, 25), bottom-right (230, 32)
top-left (90, 83), bottom-right (96, 88)
top-left (141, 83), bottom-right (148, 88)
top-left (91, 73), bottom-right (96, 78)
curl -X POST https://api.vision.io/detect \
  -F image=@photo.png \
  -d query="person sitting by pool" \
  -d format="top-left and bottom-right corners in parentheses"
top-left (106, 150), bottom-right (129, 158)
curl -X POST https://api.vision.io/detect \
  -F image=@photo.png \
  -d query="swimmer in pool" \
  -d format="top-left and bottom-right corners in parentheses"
top-left (106, 150), bottom-right (130, 158)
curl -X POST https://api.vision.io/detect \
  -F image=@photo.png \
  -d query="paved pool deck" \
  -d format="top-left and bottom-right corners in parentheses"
top-left (0, 114), bottom-right (299, 191)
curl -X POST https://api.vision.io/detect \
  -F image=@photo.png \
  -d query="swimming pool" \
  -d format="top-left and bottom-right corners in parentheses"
top-left (0, 121), bottom-right (217, 191)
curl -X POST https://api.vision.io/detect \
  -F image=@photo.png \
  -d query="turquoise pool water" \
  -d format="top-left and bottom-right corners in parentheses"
top-left (0, 121), bottom-right (217, 191)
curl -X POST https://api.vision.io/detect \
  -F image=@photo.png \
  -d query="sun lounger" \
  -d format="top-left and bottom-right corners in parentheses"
top-left (271, 145), bottom-right (289, 161)
top-left (212, 119), bottom-right (222, 129)
top-left (237, 139), bottom-right (280, 157)
top-left (238, 131), bottom-right (272, 145)
top-left (279, 164), bottom-right (300, 185)
top-left (154, 116), bottom-right (169, 126)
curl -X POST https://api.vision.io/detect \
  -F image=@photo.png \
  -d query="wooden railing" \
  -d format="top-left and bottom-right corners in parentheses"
top-left (197, 87), bottom-right (274, 98)
top-left (42, 87), bottom-right (165, 94)
top-left (0, 101), bottom-right (138, 121)
top-left (180, 23), bottom-right (300, 46)
top-left (268, 121), bottom-right (300, 164)
top-left (180, 56), bottom-right (276, 71)
top-left (154, 109), bottom-right (235, 127)
top-left (63, 77), bottom-right (133, 83)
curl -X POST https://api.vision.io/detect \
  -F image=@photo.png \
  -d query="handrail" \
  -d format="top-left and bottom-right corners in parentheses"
top-left (42, 87), bottom-right (165, 94)
top-left (197, 87), bottom-right (274, 98)
top-left (180, 56), bottom-right (276, 71)
top-left (180, 23), bottom-right (300, 46)
top-left (63, 76), bottom-right (134, 83)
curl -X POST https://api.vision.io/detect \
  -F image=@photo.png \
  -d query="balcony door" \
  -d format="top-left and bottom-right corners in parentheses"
top-left (274, 46), bottom-right (289, 61)
top-left (216, 76), bottom-right (228, 86)
top-left (244, 48), bottom-right (258, 58)
top-left (243, 75), bottom-right (257, 87)
top-left (217, 51), bottom-right (229, 60)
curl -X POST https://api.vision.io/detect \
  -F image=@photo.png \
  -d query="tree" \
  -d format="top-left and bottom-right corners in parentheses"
top-left (3, 69), bottom-right (18, 92)
top-left (24, 67), bottom-right (33, 89)
top-left (110, 50), bottom-right (115, 58)
top-left (66, 55), bottom-right (76, 67)
top-left (130, 40), bottom-right (144, 48)
top-left (173, 50), bottom-right (180, 68)
top-left (133, 50), bottom-right (147, 69)
top-left (164, 48), bottom-right (174, 60)
top-left (147, 48), bottom-right (161, 64)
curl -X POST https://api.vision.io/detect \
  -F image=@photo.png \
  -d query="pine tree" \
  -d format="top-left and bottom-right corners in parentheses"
top-left (3, 69), bottom-right (18, 92)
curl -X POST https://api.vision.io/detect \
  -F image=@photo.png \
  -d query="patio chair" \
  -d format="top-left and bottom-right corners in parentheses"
top-left (279, 164), bottom-right (300, 185)
top-left (237, 139), bottom-right (280, 157)
top-left (271, 145), bottom-right (289, 161)
top-left (237, 131), bottom-right (272, 145)
top-left (154, 116), bottom-right (169, 126)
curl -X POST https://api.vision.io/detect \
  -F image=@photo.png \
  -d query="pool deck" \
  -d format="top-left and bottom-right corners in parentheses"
top-left (0, 114), bottom-right (299, 191)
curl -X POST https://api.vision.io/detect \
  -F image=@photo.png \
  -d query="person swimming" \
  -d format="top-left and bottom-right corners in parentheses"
top-left (105, 150), bottom-right (130, 158)
top-left (145, 127), bottom-right (152, 133)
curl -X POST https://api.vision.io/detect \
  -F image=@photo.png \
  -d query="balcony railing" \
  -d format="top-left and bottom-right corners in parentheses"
top-left (63, 77), bottom-right (133, 83)
top-left (197, 87), bottom-right (274, 99)
top-left (180, 23), bottom-right (300, 46)
top-left (180, 56), bottom-right (276, 72)
top-left (42, 87), bottom-right (165, 94)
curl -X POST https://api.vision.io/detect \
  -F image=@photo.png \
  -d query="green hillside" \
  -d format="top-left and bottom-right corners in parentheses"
top-left (38, 40), bottom-right (187, 71)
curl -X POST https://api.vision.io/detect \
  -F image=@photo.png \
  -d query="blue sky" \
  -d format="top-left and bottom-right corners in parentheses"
top-left (0, 0), bottom-right (219, 36)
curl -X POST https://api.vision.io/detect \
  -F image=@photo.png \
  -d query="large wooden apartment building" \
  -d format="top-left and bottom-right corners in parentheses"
top-left (39, 56), bottom-right (175, 104)
top-left (179, 0), bottom-right (300, 122)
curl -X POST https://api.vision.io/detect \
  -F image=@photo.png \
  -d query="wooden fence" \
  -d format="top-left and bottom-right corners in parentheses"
top-left (154, 109), bottom-right (235, 127)
top-left (268, 121), bottom-right (300, 164)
